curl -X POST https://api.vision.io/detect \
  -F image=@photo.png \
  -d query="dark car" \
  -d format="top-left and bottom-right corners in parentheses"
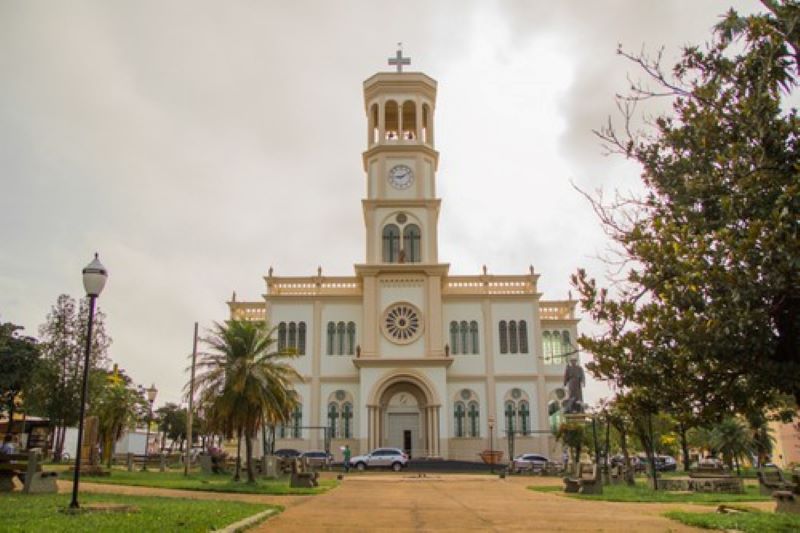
top-left (274, 448), bottom-right (302, 458)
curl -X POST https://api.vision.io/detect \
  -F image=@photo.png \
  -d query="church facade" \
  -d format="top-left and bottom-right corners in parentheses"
top-left (228, 57), bottom-right (578, 461)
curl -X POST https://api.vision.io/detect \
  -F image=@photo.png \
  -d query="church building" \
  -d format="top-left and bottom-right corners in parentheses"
top-left (228, 51), bottom-right (579, 461)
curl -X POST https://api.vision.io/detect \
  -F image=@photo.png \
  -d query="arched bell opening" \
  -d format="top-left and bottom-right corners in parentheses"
top-left (384, 100), bottom-right (399, 141)
top-left (401, 100), bottom-right (417, 140)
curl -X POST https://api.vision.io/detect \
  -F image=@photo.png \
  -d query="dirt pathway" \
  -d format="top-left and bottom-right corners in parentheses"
top-left (59, 475), bottom-right (774, 532)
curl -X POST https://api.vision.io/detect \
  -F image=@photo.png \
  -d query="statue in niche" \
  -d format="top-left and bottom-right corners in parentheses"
top-left (562, 355), bottom-right (585, 414)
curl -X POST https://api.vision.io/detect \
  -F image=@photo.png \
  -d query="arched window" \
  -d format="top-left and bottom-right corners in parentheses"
top-left (467, 401), bottom-right (480, 437)
top-left (454, 402), bottom-right (465, 438)
top-left (328, 391), bottom-right (354, 439)
top-left (403, 224), bottom-right (421, 262)
top-left (370, 103), bottom-right (379, 144)
top-left (505, 401), bottom-right (516, 433)
top-left (278, 322), bottom-right (287, 352)
top-left (509, 321), bottom-right (518, 354)
top-left (342, 402), bottom-right (353, 438)
top-left (421, 103), bottom-right (430, 143)
top-left (519, 400), bottom-right (530, 435)
top-left (288, 322), bottom-right (297, 350)
top-left (469, 321), bottom-right (479, 354)
top-left (328, 403), bottom-right (339, 439)
top-left (460, 321), bottom-right (468, 354)
top-left (518, 320), bottom-right (528, 354)
top-left (449, 321), bottom-right (459, 354)
top-left (402, 100), bottom-right (416, 140)
top-left (385, 100), bottom-right (399, 140)
top-left (326, 322), bottom-right (335, 356)
top-left (562, 331), bottom-right (571, 358)
top-left (346, 322), bottom-right (356, 355)
top-left (382, 224), bottom-right (400, 263)
top-left (298, 322), bottom-right (306, 355)
top-left (336, 321), bottom-right (346, 355)
top-left (542, 331), bottom-right (553, 363)
top-left (499, 321), bottom-right (508, 354)
top-left (292, 404), bottom-right (302, 439)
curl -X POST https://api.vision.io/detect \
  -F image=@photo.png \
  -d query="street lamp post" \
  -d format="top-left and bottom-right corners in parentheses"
top-left (488, 416), bottom-right (495, 475)
top-left (70, 254), bottom-right (108, 509)
top-left (142, 384), bottom-right (158, 471)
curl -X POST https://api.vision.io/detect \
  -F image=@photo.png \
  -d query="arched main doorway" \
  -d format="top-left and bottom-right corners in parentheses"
top-left (367, 372), bottom-right (441, 458)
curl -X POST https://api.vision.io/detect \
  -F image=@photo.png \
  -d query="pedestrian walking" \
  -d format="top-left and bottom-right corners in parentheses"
top-left (343, 444), bottom-right (351, 473)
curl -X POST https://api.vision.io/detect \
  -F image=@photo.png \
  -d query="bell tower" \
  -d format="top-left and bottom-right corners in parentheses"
top-left (361, 47), bottom-right (441, 265)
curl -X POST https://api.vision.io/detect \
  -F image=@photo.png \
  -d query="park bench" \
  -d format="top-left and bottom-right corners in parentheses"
top-left (757, 466), bottom-right (797, 496)
top-left (563, 463), bottom-right (601, 494)
top-left (118, 453), bottom-right (168, 472)
top-left (289, 457), bottom-right (319, 488)
top-left (773, 490), bottom-right (799, 514)
top-left (0, 450), bottom-right (58, 494)
top-left (689, 464), bottom-right (728, 478)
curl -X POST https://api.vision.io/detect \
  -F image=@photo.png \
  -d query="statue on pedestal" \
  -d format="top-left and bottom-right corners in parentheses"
top-left (563, 355), bottom-right (585, 414)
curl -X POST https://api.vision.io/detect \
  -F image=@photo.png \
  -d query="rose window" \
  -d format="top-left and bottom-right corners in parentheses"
top-left (382, 303), bottom-right (423, 344)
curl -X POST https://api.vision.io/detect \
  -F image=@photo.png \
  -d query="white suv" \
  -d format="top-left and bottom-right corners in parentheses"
top-left (349, 448), bottom-right (409, 472)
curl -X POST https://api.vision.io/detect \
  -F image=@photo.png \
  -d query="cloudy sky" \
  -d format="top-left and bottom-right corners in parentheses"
top-left (1, 0), bottom-right (759, 408)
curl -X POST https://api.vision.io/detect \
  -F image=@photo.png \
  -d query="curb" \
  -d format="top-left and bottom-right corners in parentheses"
top-left (214, 508), bottom-right (278, 533)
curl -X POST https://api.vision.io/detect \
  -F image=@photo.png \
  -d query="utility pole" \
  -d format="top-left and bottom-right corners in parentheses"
top-left (184, 322), bottom-right (198, 476)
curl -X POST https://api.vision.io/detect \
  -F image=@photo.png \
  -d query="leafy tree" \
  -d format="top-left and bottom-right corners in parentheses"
top-left (191, 320), bottom-right (299, 483)
top-left (156, 402), bottom-right (188, 452)
top-left (92, 368), bottom-right (146, 467)
top-left (572, 1), bottom-right (800, 436)
top-left (0, 322), bottom-right (41, 435)
top-left (25, 294), bottom-right (111, 460)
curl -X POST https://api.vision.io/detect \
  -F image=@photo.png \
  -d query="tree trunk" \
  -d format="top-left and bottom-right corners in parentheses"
top-left (233, 429), bottom-right (242, 482)
top-left (679, 423), bottom-right (691, 472)
top-left (245, 431), bottom-right (256, 484)
top-left (7, 396), bottom-right (16, 437)
top-left (619, 427), bottom-right (635, 486)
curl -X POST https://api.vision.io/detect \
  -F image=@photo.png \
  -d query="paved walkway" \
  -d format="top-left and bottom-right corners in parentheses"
top-left (59, 475), bottom-right (774, 532)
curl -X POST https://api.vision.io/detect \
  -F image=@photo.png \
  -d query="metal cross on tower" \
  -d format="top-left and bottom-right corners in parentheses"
top-left (388, 43), bottom-right (410, 72)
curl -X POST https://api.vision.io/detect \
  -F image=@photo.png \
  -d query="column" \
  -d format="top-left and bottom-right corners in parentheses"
top-left (434, 407), bottom-right (440, 456)
top-left (310, 300), bottom-right (322, 449)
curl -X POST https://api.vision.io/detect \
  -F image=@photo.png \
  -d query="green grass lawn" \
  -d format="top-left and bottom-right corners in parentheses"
top-left (57, 469), bottom-right (336, 495)
top-left (665, 508), bottom-right (800, 533)
top-left (0, 491), bottom-right (277, 533)
top-left (529, 480), bottom-right (771, 504)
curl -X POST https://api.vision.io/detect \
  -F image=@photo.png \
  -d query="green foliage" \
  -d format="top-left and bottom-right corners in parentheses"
top-left (572, 2), bottom-right (800, 427)
top-left (0, 321), bottom-right (40, 431)
top-left (0, 491), bottom-right (276, 532)
top-left (156, 402), bottom-right (188, 450)
top-left (91, 373), bottom-right (146, 466)
top-left (665, 508), bottom-right (800, 533)
top-left (548, 479), bottom-right (770, 503)
top-left (710, 417), bottom-right (754, 472)
top-left (25, 294), bottom-right (112, 458)
top-left (191, 320), bottom-right (300, 483)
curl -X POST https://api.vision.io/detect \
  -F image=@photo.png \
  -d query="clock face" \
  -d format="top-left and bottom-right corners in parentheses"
top-left (388, 164), bottom-right (414, 190)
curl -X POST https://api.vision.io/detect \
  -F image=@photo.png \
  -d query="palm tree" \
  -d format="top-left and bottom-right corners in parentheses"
top-left (191, 320), bottom-right (299, 483)
top-left (711, 417), bottom-right (754, 476)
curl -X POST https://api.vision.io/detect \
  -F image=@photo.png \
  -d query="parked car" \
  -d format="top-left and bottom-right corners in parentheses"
top-left (511, 453), bottom-right (549, 473)
top-left (302, 450), bottom-right (333, 469)
top-left (636, 454), bottom-right (677, 472)
top-left (349, 447), bottom-right (409, 471)
top-left (274, 448), bottom-right (302, 458)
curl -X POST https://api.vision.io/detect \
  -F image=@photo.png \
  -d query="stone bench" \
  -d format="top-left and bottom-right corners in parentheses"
top-left (290, 471), bottom-right (319, 488)
top-left (757, 466), bottom-right (797, 496)
top-left (0, 450), bottom-right (58, 494)
top-left (564, 463), bottom-right (602, 494)
top-left (773, 491), bottom-right (799, 514)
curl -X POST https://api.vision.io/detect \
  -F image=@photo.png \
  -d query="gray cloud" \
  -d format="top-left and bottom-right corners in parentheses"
top-left (0, 0), bottom-right (763, 406)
